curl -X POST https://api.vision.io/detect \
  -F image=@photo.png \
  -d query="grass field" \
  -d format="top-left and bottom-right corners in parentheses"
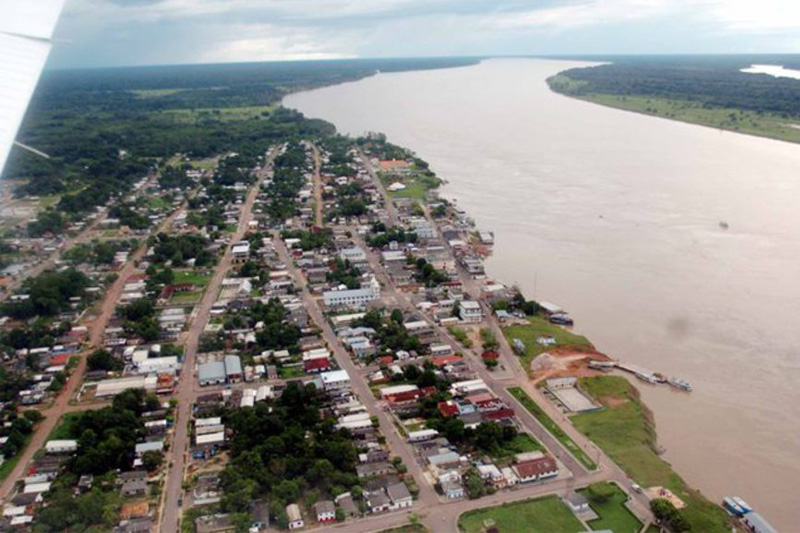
top-left (146, 195), bottom-right (171, 210)
top-left (170, 290), bottom-right (202, 304)
top-left (566, 89), bottom-right (800, 145)
top-left (508, 387), bottom-right (598, 471)
top-left (131, 88), bottom-right (186, 98)
top-left (458, 495), bottom-right (585, 533)
top-left (579, 482), bottom-right (642, 533)
top-left (573, 376), bottom-right (730, 533)
top-left (48, 411), bottom-right (86, 440)
top-left (189, 158), bottom-right (217, 171)
top-left (173, 270), bottom-right (212, 287)
top-left (159, 105), bottom-right (274, 124)
top-left (279, 366), bottom-right (304, 379)
top-left (380, 171), bottom-right (441, 201)
top-left (502, 316), bottom-right (592, 372)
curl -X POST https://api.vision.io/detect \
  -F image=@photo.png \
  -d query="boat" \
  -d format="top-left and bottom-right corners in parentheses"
top-left (732, 496), bottom-right (753, 514)
top-left (723, 497), bottom-right (746, 517)
top-left (549, 313), bottom-right (574, 326)
top-left (667, 377), bottom-right (693, 392)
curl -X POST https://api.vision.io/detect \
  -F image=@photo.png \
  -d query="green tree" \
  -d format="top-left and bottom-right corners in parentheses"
top-left (142, 451), bottom-right (163, 472)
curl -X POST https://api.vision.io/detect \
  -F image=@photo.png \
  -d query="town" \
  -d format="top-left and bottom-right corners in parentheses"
top-left (0, 130), bottom-right (741, 533)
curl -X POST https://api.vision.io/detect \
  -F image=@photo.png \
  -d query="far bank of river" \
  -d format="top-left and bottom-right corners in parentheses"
top-left (284, 58), bottom-right (800, 530)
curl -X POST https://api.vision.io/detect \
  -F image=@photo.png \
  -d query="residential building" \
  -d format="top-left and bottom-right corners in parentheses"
top-left (512, 456), bottom-right (558, 483)
top-left (45, 440), bottom-right (78, 454)
top-left (286, 503), bottom-right (304, 529)
top-left (387, 482), bottom-right (412, 510)
top-left (458, 300), bottom-right (483, 323)
top-left (314, 500), bottom-right (336, 524)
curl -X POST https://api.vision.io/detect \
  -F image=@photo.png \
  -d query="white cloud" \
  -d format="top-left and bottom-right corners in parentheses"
top-left (481, 0), bottom-right (681, 32)
top-left (703, 0), bottom-right (800, 32)
top-left (199, 24), bottom-right (356, 63)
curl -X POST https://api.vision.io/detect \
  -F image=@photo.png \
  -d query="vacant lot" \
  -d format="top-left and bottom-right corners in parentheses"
top-left (502, 317), bottom-right (592, 371)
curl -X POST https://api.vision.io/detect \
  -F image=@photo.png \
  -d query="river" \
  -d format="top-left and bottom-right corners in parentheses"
top-left (284, 58), bottom-right (800, 530)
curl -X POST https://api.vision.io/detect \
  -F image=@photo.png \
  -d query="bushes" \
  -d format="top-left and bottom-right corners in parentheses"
top-left (87, 349), bottom-right (123, 372)
top-left (651, 498), bottom-right (691, 532)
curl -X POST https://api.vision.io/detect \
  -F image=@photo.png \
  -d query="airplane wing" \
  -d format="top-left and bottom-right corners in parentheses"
top-left (0, 0), bottom-right (67, 175)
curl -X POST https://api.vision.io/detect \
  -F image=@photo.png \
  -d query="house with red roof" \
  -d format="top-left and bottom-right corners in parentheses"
top-left (438, 401), bottom-right (460, 418)
top-left (304, 358), bottom-right (332, 374)
top-left (482, 407), bottom-right (515, 423)
top-left (429, 355), bottom-right (461, 367)
top-left (512, 456), bottom-right (558, 483)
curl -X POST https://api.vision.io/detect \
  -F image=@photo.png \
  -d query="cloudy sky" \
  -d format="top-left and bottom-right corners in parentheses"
top-left (48, 0), bottom-right (800, 68)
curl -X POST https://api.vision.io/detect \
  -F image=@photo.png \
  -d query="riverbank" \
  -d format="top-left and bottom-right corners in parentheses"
top-left (402, 152), bottom-right (727, 530)
top-left (572, 376), bottom-right (730, 532)
top-left (547, 72), bottom-right (800, 145)
top-left (283, 58), bottom-right (800, 528)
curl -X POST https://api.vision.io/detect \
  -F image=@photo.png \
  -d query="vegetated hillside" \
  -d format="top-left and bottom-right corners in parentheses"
top-left (550, 55), bottom-right (800, 117)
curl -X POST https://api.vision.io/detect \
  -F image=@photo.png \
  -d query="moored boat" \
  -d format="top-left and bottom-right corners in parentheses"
top-left (667, 377), bottom-right (692, 391)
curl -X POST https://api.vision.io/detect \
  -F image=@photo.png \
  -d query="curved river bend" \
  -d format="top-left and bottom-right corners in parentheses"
top-left (285, 59), bottom-right (800, 530)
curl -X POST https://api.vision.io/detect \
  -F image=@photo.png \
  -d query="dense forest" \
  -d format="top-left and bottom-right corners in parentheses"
top-left (551, 55), bottom-right (800, 117)
top-left (4, 57), bottom-right (477, 218)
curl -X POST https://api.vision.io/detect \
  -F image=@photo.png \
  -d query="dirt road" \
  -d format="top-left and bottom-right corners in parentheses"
top-left (160, 147), bottom-right (280, 533)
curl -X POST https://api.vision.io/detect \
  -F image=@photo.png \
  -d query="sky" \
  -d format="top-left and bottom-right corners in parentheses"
top-left (48, 0), bottom-right (800, 69)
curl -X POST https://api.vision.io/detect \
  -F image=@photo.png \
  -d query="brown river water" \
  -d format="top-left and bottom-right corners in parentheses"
top-left (284, 59), bottom-right (800, 530)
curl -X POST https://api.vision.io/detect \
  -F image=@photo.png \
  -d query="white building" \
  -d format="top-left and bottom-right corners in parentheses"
top-left (458, 300), bottom-right (483, 323)
top-left (322, 276), bottom-right (380, 309)
top-left (320, 370), bottom-right (350, 391)
top-left (45, 440), bottom-right (78, 454)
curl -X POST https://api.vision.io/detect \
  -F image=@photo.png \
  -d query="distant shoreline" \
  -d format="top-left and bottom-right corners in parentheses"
top-left (547, 70), bottom-right (800, 146)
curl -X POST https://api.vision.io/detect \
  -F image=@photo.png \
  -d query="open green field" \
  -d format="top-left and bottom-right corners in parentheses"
top-left (159, 105), bottom-right (274, 123)
top-left (170, 290), bottom-right (202, 304)
top-left (579, 482), bottom-right (642, 533)
top-left (131, 88), bottom-right (187, 98)
top-left (551, 76), bottom-right (800, 145)
top-left (458, 495), bottom-right (585, 533)
top-left (380, 171), bottom-right (441, 201)
top-left (146, 195), bottom-right (171, 210)
top-left (173, 270), bottom-right (212, 287)
top-left (573, 376), bottom-right (730, 533)
top-left (189, 158), bottom-right (217, 171)
top-left (508, 387), bottom-right (597, 471)
top-left (279, 366), bottom-right (304, 379)
top-left (48, 411), bottom-right (86, 440)
top-left (502, 316), bottom-right (592, 373)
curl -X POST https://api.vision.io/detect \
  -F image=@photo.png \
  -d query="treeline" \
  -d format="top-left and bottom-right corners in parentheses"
top-left (32, 57), bottom-right (480, 114)
top-left (1, 269), bottom-right (90, 319)
top-left (552, 55), bottom-right (800, 117)
top-left (266, 143), bottom-right (311, 222)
